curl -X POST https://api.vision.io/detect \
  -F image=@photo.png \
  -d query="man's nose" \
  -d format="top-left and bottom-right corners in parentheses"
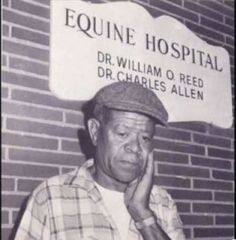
top-left (125, 136), bottom-right (141, 153)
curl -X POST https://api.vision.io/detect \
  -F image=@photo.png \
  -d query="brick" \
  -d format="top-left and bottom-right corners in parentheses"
top-left (165, 0), bottom-right (182, 6)
top-left (61, 140), bottom-right (82, 153)
top-left (155, 126), bottom-right (191, 141)
top-left (9, 57), bottom-right (49, 76)
top-left (154, 151), bottom-right (188, 164)
top-left (168, 189), bottom-right (212, 200)
top-left (11, 0), bottom-right (50, 19)
top-left (2, 147), bottom-right (6, 160)
top-left (1, 211), bottom-right (9, 224)
top-left (2, 40), bottom-right (49, 62)
top-left (215, 192), bottom-right (234, 202)
top-left (208, 125), bottom-right (234, 138)
top-left (9, 148), bottom-right (85, 166)
top-left (1, 86), bottom-right (8, 99)
top-left (62, 167), bottom-right (76, 174)
top-left (226, 36), bottom-right (234, 46)
top-left (31, 0), bottom-right (50, 5)
top-left (193, 203), bottom-right (233, 213)
top-left (1, 194), bottom-right (27, 208)
top-left (225, 36), bottom-right (234, 49)
top-left (2, 0), bottom-right (9, 6)
top-left (180, 214), bottom-right (213, 225)
top-left (224, 0), bottom-right (234, 8)
top-left (203, 34), bottom-right (227, 44)
top-left (208, 147), bottom-right (234, 159)
top-left (212, 169), bottom-right (234, 180)
top-left (1, 228), bottom-right (11, 240)
top-left (175, 202), bottom-right (191, 213)
top-left (194, 227), bottom-right (234, 237)
top-left (199, 0), bottom-right (234, 17)
top-left (215, 215), bottom-right (234, 225)
top-left (231, 139), bottom-right (235, 150)
top-left (7, 118), bottom-right (78, 139)
top-left (2, 101), bottom-right (62, 121)
top-left (194, 179), bottom-right (233, 191)
top-left (12, 210), bottom-right (20, 224)
top-left (2, 9), bottom-right (49, 32)
top-left (2, 24), bottom-right (9, 36)
top-left (158, 164), bottom-right (209, 178)
top-left (2, 0), bottom-right (9, 7)
top-left (65, 112), bottom-right (84, 126)
top-left (144, 4), bottom-right (183, 22)
top-left (2, 54), bottom-right (7, 66)
top-left (230, 56), bottom-right (235, 66)
top-left (191, 156), bottom-right (231, 169)
top-left (154, 139), bottom-right (205, 155)
top-left (184, 0), bottom-right (223, 21)
top-left (11, 89), bottom-right (83, 111)
top-left (153, 175), bottom-right (190, 188)
top-left (17, 179), bottom-right (42, 192)
top-left (150, 0), bottom-right (199, 22)
top-left (2, 132), bottom-right (58, 150)
top-left (193, 133), bottom-right (231, 148)
top-left (183, 228), bottom-right (191, 239)
top-left (12, 26), bottom-right (49, 46)
top-left (2, 162), bottom-right (59, 178)
top-left (201, 16), bottom-right (234, 35)
top-left (1, 178), bottom-right (15, 191)
top-left (169, 121), bottom-right (207, 133)
top-left (185, 21), bottom-right (225, 42)
top-left (225, 16), bottom-right (234, 27)
top-left (2, 71), bottom-right (49, 90)
top-left (224, 44), bottom-right (234, 56)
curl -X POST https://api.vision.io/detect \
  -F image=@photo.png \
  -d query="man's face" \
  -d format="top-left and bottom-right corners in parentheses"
top-left (94, 110), bottom-right (155, 186)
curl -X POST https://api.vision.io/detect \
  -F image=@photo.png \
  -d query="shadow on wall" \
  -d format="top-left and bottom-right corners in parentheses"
top-left (9, 196), bottom-right (29, 240)
top-left (78, 99), bottom-right (96, 159)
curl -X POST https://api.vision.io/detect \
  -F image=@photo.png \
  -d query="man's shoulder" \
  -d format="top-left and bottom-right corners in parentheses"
top-left (151, 185), bottom-right (175, 207)
top-left (31, 168), bottom-right (79, 204)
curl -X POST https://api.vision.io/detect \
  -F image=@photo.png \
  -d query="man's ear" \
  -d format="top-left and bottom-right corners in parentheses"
top-left (87, 118), bottom-right (100, 146)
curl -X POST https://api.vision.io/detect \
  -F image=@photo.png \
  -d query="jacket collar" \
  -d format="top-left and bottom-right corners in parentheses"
top-left (64, 159), bottom-right (102, 202)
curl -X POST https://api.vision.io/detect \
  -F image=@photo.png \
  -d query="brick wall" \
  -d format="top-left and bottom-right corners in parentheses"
top-left (1, 0), bottom-right (234, 239)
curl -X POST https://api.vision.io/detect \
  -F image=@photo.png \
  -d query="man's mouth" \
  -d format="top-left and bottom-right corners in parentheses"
top-left (119, 160), bottom-right (137, 168)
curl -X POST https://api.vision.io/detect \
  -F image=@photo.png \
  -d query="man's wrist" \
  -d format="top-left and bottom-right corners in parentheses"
top-left (134, 215), bottom-right (156, 229)
top-left (128, 206), bottom-right (153, 222)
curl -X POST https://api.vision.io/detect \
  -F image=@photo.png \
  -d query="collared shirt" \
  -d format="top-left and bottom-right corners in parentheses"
top-left (15, 159), bottom-right (186, 240)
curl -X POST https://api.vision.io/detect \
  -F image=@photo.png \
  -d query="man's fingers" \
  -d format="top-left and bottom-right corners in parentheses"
top-left (141, 151), bottom-right (154, 182)
top-left (124, 179), bottom-right (137, 195)
top-left (147, 151), bottom-right (154, 176)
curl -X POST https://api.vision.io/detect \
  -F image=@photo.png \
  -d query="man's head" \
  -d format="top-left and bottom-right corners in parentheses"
top-left (87, 82), bottom-right (168, 190)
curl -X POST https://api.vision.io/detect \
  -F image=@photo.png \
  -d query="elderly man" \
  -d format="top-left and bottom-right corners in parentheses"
top-left (15, 82), bottom-right (185, 240)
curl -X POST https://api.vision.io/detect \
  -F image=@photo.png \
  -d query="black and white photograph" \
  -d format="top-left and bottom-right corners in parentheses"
top-left (1, 0), bottom-right (235, 239)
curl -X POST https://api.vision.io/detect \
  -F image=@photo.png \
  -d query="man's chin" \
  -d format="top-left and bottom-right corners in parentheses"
top-left (111, 165), bottom-right (142, 184)
top-left (114, 173), bottom-right (139, 184)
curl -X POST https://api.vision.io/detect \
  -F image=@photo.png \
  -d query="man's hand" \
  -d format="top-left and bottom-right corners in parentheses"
top-left (124, 152), bottom-right (154, 221)
top-left (124, 152), bottom-right (171, 240)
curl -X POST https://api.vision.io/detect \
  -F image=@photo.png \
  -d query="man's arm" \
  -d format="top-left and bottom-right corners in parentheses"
top-left (124, 153), bottom-right (171, 240)
top-left (136, 219), bottom-right (171, 240)
top-left (14, 187), bottom-right (50, 240)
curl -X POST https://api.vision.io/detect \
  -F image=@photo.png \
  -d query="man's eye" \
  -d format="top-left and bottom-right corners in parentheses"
top-left (142, 136), bottom-right (151, 142)
top-left (117, 132), bottom-right (127, 137)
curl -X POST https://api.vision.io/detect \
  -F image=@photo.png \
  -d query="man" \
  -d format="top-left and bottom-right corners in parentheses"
top-left (15, 82), bottom-right (186, 240)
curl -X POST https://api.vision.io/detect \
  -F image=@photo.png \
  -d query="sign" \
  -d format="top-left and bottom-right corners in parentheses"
top-left (50, 0), bottom-right (233, 128)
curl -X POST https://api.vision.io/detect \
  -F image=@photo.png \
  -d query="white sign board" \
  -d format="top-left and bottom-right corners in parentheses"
top-left (50, 0), bottom-right (233, 128)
